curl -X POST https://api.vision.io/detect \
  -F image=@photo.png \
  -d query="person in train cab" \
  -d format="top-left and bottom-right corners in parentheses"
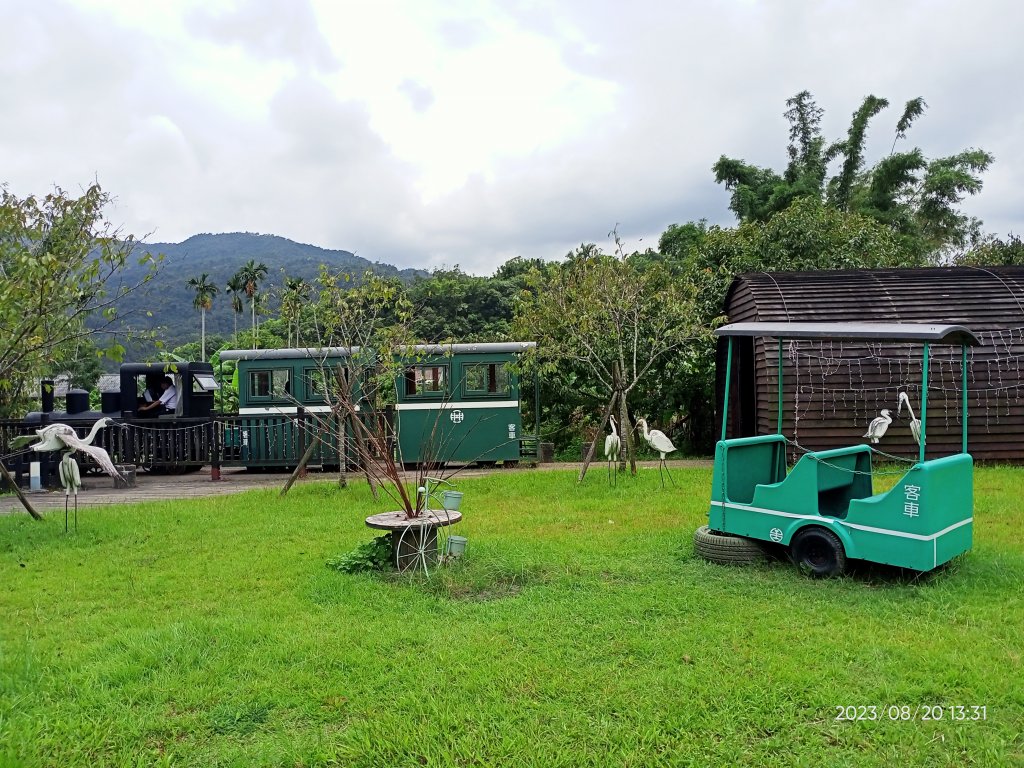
top-left (138, 376), bottom-right (178, 416)
top-left (137, 374), bottom-right (162, 410)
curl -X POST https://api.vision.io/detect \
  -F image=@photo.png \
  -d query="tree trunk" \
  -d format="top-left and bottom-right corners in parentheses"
top-left (618, 392), bottom-right (629, 473)
top-left (280, 441), bottom-right (317, 496)
top-left (251, 298), bottom-right (257, 349)
top-left (621, 398), bottom-right (638, 476)
top-left (577, 391), bottom-right (618, 483)
top-left (200, 308), bottom-right (206, 361)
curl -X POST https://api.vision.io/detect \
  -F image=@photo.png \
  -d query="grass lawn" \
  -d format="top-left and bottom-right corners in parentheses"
top-left (1, 466), bottom-right (1022, 767)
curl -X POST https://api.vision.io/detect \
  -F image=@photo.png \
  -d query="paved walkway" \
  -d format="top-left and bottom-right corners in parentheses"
top-left (0, 460), bottom-right (712, 517)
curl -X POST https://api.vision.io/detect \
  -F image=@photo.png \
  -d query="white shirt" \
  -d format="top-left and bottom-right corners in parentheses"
top-left (159, 385), bottom-right (178, 409)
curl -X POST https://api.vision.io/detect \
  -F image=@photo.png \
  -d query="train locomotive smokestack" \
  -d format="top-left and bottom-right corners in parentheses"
top-left (41, 379), bottom-right (54, 413)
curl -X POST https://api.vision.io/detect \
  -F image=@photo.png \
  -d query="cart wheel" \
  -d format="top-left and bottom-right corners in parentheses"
top-left (693, 525), bottom-right (766, 565)
top-left (791, 527), bottom-right (847, 578)
top-left (394, 519), bottom-right (440, 575)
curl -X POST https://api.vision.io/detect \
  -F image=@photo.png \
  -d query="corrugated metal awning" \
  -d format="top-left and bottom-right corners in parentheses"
top-left (715, 322), bottom-right (981, 346)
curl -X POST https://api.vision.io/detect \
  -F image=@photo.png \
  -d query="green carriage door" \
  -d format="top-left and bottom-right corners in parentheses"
top-left (458, 360), bottom-right (521, 462)
top-left (240, 366), bottom-right (303, 465)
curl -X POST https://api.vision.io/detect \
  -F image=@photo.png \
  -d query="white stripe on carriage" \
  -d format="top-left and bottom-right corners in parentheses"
top-left (239, 406), bottom-right (335, 415)
top-left (709, 501), bottom-right (972, 542)
top-left (395, 400), bottom-right (520, 411)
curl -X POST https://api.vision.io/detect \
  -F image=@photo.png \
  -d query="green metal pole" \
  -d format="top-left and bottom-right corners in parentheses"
top-left (920, 343), bottom-right (930, 463)
top-left (961, 345), bottom-right (968, 454)
top-left (777, 338), bottom-right (784, 435)
top-left (721, 337), bottom-right (733, 442)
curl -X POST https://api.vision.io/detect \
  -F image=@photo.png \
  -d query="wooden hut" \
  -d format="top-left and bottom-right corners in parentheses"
top-left (719, 266), bottom-right (1024, 461)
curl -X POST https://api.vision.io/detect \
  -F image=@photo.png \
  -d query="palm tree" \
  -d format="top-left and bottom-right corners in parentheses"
top-left (237, 259), bottom-right (268, 348)
top-left (186, 273), bottom-right (219, 361)
top-left (226, 272), bottom-right (246, 341)
top-left (281, 275), bottom-right (311, 347)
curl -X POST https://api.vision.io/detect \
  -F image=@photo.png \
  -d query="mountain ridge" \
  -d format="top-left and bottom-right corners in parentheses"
top-left (116, 231), bottom-right (427, 348)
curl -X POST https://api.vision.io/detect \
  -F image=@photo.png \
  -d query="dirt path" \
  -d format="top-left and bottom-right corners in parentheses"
top-left (0, 460), bottom-right (712, 517)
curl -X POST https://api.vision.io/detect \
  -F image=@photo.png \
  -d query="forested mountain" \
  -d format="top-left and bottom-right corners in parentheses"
top-left (118, 232), bottom-right (425, 347)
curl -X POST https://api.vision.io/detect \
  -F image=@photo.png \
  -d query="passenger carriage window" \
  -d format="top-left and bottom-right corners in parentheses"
top-left (464, 362), bottom-right (509, 395)
top-left (249, 369), bottom-right (291, 398)
top-left (304, 365), bottom-right (346, 401)
top-left (404, 365), bottom-right (447, 396)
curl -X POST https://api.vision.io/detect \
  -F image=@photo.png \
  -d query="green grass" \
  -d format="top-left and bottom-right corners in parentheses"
top-left (1, 467), bottom-right (1022, 767)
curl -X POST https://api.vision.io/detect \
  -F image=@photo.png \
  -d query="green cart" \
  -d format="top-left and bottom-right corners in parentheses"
top-left (708, 322), bottom-right (979, 576)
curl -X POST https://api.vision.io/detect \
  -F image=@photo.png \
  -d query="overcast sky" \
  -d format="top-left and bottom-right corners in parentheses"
top-left (2, 0), bottom-right (1022, 273)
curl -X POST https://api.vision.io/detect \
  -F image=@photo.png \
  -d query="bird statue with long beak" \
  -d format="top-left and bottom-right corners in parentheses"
top-left (635, 417), bottom-right (676, 488)
top-left (863, 409), bottom-right (892, 445)
top-left (897, 391), bottom-right (922, 446)
top-left (604, 415), bottom-right (621, 486)
top-left (10, 417), bottom-right (125, 531)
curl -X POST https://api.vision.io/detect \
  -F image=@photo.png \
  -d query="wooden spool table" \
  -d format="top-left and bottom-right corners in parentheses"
top-left (365, 510), bottom-right (463, 572)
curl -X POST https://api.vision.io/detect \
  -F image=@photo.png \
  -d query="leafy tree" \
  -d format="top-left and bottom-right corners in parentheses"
top-left (170, 334), bottom-right (229, 367)
top-left (407, 267), bottom-right (516, 342)
top-left (309, 269), bottom-right (418, 499)
top-left (53, 337), bottom-right (103, 392)
top-left (957, 234), bottom-right (1024, 266)
top-left (186, 272), bottom-right (219, 360)
top-left (237, 259), bottom-right (268, 348)
top-left (653, 219), bottom-right (710, 275)
top-left (514, 242), bottom-right (706, 477)
top-left (712, 91), bottom-right (993, 259)
top-left (493, 256), bottom-right (546, 280)
top-left (280, 275), bottom-right (311, 347)
top-left (226, 272), bottom-right (246, 340)
top-left (0, 183), bottom-right (159, 417)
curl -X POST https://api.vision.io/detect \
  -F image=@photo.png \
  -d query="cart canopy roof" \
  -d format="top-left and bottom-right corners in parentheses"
top-left (715, 322), bottom-right (981, 346)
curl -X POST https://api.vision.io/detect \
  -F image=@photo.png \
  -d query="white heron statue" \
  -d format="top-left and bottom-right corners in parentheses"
top-left (10, 418), bottom-right (124, 531)
top-left (604, 415), bottom-right (621, 486)
top-left (897, 391), bottom-right (922, 446)
top-left (635, 417), bottom-right (676, 488)
top-left (863, 409), bottom-right (892, 444)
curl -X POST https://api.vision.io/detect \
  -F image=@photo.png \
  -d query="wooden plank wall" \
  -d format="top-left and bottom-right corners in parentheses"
top-left (722, 267), bottom-right (1024, 461)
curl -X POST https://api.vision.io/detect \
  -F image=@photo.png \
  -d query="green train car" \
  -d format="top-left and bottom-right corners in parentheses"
top-left (394, 343), bottom-right (536, 465)
top-left (217, 343), bottom-right (538, 468)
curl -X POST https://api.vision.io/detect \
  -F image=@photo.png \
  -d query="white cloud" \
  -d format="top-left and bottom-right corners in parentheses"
top-left (1, 0), bottom-right (1021, 274)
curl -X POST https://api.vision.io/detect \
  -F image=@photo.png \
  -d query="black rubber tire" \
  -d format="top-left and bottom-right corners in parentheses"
top-left (790, 527), bottom-right (847, 578)
top-left (693, 525), bottom-right (766, 565)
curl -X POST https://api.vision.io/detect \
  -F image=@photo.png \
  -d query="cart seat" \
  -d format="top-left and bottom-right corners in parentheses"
top-left (751, 445), bottom-right (872, 519)
top-left (713, 434), bottom-right (788, 504)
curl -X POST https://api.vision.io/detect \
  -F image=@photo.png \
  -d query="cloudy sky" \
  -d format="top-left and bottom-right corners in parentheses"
top-left (2, 0), bottom-right (1022, 273)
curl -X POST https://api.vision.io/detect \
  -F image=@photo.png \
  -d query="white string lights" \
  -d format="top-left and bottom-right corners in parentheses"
top-left (775, 326), bottom-right (1024, 439)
